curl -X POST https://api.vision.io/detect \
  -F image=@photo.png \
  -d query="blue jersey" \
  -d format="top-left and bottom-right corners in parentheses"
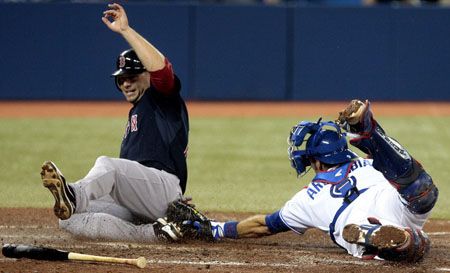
top-left (120, 76), bottom-right (189, 193)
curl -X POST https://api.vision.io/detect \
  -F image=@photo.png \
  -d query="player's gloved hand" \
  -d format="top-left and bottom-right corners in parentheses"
top-left (179, 195), bottom-right (195, 207)
top-left (166, 200), bottom-right (204, 223)
top-left (181, 220), bottom-right (217, 242)
top-left (166, 200), bottom-right (214, 240)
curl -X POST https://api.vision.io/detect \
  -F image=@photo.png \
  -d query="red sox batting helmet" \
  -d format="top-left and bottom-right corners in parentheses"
top-left (112, 49), bottom-right (146, 77)
top-left (112, 49), bottom-right (147, 91)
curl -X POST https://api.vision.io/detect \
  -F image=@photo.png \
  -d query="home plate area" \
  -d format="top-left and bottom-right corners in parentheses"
top-left (0, 208), bottom-right (449, 273)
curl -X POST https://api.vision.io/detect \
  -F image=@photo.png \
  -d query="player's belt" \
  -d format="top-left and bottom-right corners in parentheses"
top-left (328, 188), bottom-right (368, 249)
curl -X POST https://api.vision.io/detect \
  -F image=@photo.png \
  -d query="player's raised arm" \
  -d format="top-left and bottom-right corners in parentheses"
top-left (102, 3), bottom-right (166, 72)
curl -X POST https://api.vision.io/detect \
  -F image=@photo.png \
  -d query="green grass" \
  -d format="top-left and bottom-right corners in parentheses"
top-left (1, 116), bottom-right (449, 219)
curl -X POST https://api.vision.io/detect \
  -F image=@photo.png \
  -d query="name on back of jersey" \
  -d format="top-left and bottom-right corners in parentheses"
top-left (306, 158), bottom-right (372, 200)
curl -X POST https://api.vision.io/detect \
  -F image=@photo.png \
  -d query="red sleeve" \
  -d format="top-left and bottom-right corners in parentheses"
top-left (150, 58), bottom-right (177, 95)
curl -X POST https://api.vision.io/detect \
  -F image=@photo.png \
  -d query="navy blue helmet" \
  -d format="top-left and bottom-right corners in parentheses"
top-left (112, 49), bottom-right (146, 77)
top-left (288, 120), bottom-right (357, 175)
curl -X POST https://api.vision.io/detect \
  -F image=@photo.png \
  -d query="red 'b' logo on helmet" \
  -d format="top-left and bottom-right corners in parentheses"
top-left (119, 56), bottom-right (126, 68)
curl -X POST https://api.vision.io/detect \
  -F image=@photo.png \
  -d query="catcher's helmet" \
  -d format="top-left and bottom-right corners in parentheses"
top-left (288, 120), bottom-right (357, 175)
top-left (111, 49), bottom-right (146, 77)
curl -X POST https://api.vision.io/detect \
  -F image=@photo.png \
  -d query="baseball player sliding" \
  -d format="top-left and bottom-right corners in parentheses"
top-left (172, 99), bottom-right (438, 262)
top-left (40, 3), bottom-right (189, 242)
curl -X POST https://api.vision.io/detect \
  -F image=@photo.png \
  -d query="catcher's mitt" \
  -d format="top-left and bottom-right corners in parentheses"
top-left (166, 200), bottom-right (214, 241)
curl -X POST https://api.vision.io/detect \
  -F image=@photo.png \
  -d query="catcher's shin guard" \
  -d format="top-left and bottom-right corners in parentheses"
top-left (338, 100), bottom-right (438, 214)
top-left (398, 170), bottom-right (438, 214)
top-left (351, 125), bottom-right (413, 181)
top-left (351, 125), bottom-right (438, 214)
top-left (337, 100), bottom-right (414, 181)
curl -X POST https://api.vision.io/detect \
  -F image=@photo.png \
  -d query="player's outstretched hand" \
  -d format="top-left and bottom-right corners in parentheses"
top-left (102, 3), bottom-right (130, 33)
top-left (182, 220), bottom-right (216, 242)
top-left (166, 200), bottom-right (215, 241)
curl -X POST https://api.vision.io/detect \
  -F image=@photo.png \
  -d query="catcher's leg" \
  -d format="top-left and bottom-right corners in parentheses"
top-left (377, 227), bottom-right (431, 262)
top-left (337, 100), bottom-right (438, 214)
top-left (342, 221), bottom-right (430, 262)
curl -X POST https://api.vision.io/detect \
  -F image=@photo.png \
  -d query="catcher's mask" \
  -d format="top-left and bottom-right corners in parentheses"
top-left (287, 119), bottom-right (357, 176)
top-left (111, 49), bottom-right (146, 91)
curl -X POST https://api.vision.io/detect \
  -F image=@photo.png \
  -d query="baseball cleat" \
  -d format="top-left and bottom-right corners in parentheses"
top-left (41, 161), bottom-right (75, 220)
top-left (343, 223), bottom-right (409, 249)
top-left (378, 228), bottom-right (431, 262)
top-left (336, 99), bottom-right (375, 134)
top-left (153, 218), bottom-right (183, 242)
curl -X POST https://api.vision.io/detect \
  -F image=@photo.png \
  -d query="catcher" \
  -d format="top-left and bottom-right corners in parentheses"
top-left (167, 99), bottom-right (438, 262)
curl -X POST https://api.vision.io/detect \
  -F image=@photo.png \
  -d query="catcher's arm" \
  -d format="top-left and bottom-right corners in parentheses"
top-left (184, 214), bottom-right (277, 241)
top-left (168, 199), bottom-right (290, 241)
top-left (221, 213), bottom-right (287, 239)
top-left (236, 215), bottom-right (272, 238)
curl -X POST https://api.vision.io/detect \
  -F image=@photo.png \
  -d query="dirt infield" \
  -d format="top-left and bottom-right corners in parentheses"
top-left (1, 101), bottom-right (450, 272)
top-left (0, 100), bottom-right (449, 117)
top-left (1, 208), bottom-right (449, 273)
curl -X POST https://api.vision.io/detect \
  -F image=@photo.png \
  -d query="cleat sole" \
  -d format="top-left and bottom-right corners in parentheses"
top-left (343, 224), bottom-right (408, 249)
top-left (41, 161), bottom-right (74, 220)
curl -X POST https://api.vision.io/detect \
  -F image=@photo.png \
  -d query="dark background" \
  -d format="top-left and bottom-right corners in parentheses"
top-left (1, 2), bottom-right (449, 101)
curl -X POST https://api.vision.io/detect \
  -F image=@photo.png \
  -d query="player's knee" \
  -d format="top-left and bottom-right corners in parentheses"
top-left (96, 155), bottom-right (110, 163)
top-left (399, 171), bottom-right (438, 215)
top-left (95, 156), bottom-right (115, 168)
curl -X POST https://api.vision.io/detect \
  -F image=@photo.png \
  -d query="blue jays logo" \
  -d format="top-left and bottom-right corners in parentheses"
top-left (330, 176), bottom-right (357, 198)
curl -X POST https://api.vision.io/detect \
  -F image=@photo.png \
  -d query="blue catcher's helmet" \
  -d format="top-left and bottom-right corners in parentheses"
top-left (288, 119), bottom-right (357, 175)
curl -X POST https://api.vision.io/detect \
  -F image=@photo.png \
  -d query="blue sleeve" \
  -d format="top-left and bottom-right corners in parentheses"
top-left (265, 210), bottom-right (290, 234)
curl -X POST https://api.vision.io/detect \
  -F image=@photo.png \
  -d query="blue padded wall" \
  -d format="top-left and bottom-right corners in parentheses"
top-left (0, 3), bottom-right (190, 100)
top-left (193, 4), bottom-right (289, 100)
top-left (1, 3), bottom-right (449, 101)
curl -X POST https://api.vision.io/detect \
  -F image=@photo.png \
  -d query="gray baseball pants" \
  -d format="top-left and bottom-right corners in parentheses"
top-left (59, 156), bottom-right (182, 242)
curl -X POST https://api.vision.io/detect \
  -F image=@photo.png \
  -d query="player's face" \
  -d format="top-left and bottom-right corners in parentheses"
top-left (310, 159), bottom-right (322, 173)
top-left (117, 72), bottom-right (150, 103)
